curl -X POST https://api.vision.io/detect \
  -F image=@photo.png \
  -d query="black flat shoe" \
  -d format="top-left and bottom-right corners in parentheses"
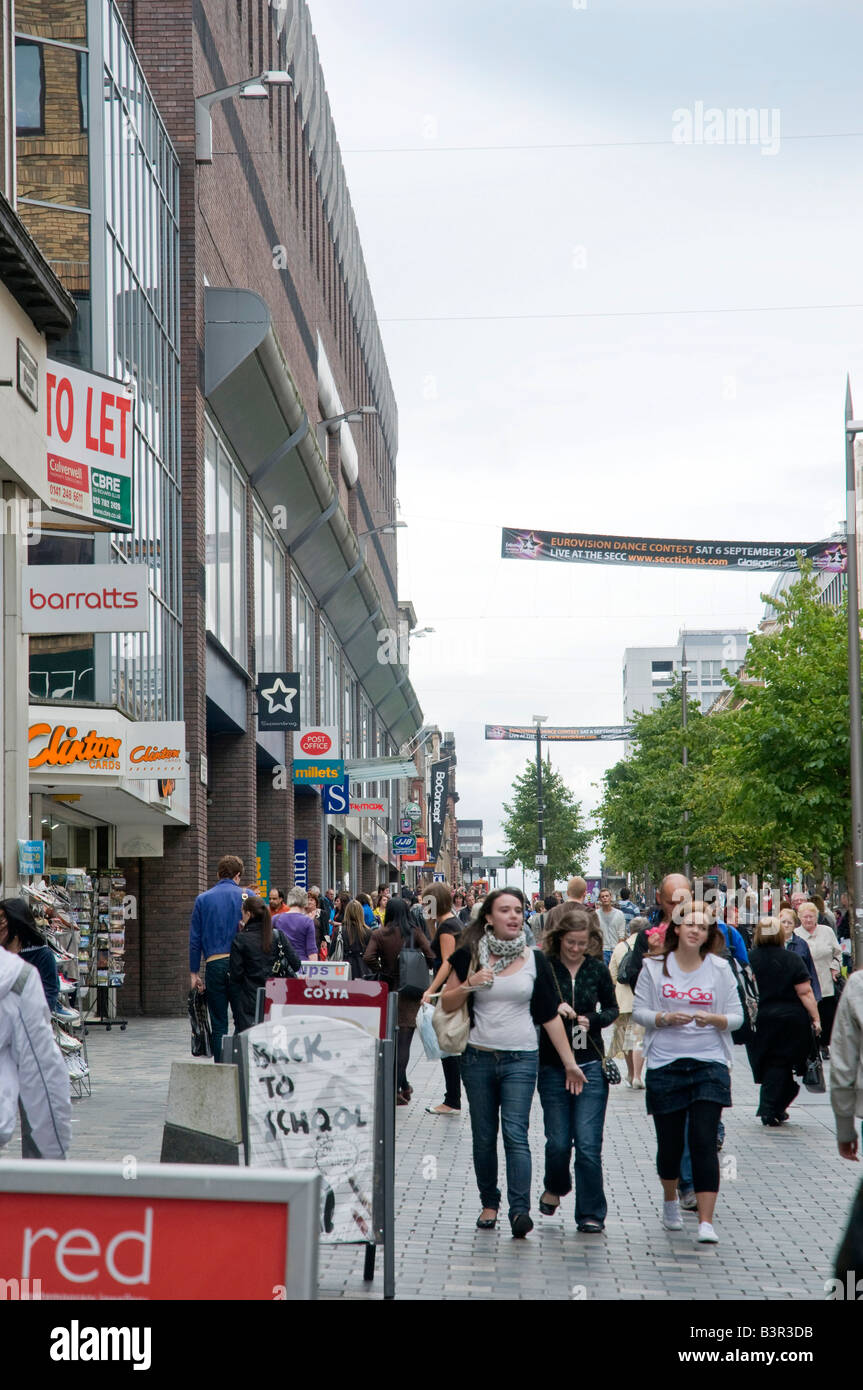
top-left (577, 1221), bottom-right (605, 1233)
top-left (778, 1111), bottom-right (790, 1123)
top-left (476, 1211), bottom-right (498, 1230)
top-left (510, 1213), bottom-right (534, 1238)
top-left (539, 1193), bottom-right (560, 1216)
top-left (761, 1116), bottom-right (781, 1127)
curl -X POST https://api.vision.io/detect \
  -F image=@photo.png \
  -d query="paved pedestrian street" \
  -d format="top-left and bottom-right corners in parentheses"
top-left (4, 1019), bottom-right (857, 1302)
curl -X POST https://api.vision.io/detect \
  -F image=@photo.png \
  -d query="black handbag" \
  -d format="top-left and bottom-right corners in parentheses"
top-left (188, 988), bottom-right (212, 1058)
top-left (398, 929), bottom-right (429, 1000)
top-left (269, 929), bottom-right (296, 980)
top-left (803, 1034), bottom-right (826, 1093)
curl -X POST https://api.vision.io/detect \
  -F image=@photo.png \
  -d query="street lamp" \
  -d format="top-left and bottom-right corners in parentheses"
top-left (680, 649), bottom-right (692, 881)
top-left (845, 380), bottom-right (863, 968)
top-left (317, 406), bottom-right (378, 457)
top-left (532, 715), bottom-right (548, 897)
top-left (195, 71), bottom-right (292, 162)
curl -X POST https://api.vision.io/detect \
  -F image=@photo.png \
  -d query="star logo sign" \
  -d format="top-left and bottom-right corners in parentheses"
top-left (260, 677), bottom-right (298, 715)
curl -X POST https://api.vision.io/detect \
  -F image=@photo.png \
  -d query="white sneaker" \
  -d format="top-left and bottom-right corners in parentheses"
top-left (662, 1200), bottom-right (683, 1231)
top-left (698, 1222), bottom-right (719, 1244)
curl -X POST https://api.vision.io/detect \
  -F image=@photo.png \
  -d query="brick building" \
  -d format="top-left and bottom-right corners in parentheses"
top-left (11, 0), bottom-right (422, 1015)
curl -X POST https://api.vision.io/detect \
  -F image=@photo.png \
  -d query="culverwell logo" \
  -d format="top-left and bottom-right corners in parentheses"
top-left (49, 1321), bottom-right (151, 1371)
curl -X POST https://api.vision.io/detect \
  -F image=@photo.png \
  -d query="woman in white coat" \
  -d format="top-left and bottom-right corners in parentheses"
top-left (795, 901), bottom-right (842, 1058)
top-left (633, 901), bottom-right (742, 1245)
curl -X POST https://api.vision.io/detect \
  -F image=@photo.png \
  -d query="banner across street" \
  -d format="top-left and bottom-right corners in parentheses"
top-left (501, 528), bottom-right (848, 573)
top-left (485, 724), bottom-right (632, 741)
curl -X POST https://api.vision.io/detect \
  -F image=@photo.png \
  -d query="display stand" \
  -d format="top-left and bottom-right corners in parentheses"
top-left (20, 876), bottom-right (91, 1097)
top-left (238, 977), bottom-right (396, 1299)
top-left (81, 871), bottom-right (128, 1032)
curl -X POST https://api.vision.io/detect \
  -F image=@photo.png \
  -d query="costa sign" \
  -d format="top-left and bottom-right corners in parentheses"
top-left (28, 715), bottom-right (187, 779)
top-left (296, 725), bottom-right (340, 758)
top-left (45, 361), bottom-right (134, 530)
top-left (21, 564), bottom-right (149, 633)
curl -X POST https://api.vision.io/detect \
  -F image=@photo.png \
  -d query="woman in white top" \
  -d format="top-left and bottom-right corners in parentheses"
top-left (632, 901), bottom-right (743, 1245)
top-left (609, 916), bottom-right (648, 1087)
top-left (795, 901), bottom-right (842, 1059)
top-left (442, 888), bottom-right (585, 1237)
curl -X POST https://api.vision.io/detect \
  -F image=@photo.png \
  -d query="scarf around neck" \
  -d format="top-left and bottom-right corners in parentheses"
top-left (478, 928), bottom-right (527, 974)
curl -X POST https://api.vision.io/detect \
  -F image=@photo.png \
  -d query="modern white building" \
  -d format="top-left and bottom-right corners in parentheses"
top-left (623, 629), bottom-right (749, 720)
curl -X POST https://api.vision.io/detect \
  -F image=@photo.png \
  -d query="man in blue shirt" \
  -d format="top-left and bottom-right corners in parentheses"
top-left (189, 855), bottom-right (244, 1063)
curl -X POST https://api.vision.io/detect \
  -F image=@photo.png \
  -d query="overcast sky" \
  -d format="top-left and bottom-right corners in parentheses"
top-left (310, 0), bottom-right (863, 882)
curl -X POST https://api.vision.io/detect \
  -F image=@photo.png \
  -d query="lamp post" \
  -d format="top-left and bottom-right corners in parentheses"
top-left (195, 71), bottom-right (292, 162)
top-left (532, 715), bottom-right (548, 897)
top-left (317, 405), bottom-right (378, 458)
top-left (681, 647), bottom-right (692, 881)
top-left (845, 380), bottom-right (863, 968)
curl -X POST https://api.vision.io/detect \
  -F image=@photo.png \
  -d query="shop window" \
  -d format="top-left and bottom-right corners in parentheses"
top-left (204, 418), bottom-right (247, 664)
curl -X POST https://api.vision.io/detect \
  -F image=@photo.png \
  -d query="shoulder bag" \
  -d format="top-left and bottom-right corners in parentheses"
top-left (398, 928), bottom-right (430, 1000)
top-left (432, 951), bottom-right (476, 1055)
top-left (548, 957), bottom-right (621, 1084)
top-left (269, 929), bottom-right (296, 980)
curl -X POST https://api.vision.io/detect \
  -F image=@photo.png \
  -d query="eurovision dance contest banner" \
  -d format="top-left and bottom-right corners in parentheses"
top-left (501, 529), bottom-right (848, 573)
top-left (486, 725), bottom-right (632, 742)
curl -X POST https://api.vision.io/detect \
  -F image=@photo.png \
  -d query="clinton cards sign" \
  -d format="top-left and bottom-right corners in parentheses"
top-left (28, 714), bottom-right (187, 779)
top-left (46, 362), bottom-right (134, 530)
top-left (21, 564), bottom-right (149, 633)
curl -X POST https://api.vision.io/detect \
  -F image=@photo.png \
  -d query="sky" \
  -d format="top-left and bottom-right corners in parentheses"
top-left (309, 0), bottom-right (863, 883)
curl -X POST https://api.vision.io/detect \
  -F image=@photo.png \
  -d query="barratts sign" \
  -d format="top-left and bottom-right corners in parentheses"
top-left (486, 725), bottom-right (632, 742)
top-left (244, 1015), bottom-right (376, 1244)
top-left (46, 362), bottom-right (135, 530)
top-left (21, 564), bottom-right (149, 633)
top-left (501, 528), bottom-right (848, 573)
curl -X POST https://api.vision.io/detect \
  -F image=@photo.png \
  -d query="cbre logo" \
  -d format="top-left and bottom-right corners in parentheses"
top-left (299, 731), bottom-right (332, 755)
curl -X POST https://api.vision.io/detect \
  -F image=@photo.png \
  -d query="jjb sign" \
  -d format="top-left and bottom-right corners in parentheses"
top-left (392, 834), bottom-right (417, 854)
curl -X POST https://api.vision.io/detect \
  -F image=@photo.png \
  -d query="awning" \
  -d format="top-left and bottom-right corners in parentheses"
top-left (204, 288), bottom-right (423, 748)
top-left (344, 756), bottom-right (418, 782)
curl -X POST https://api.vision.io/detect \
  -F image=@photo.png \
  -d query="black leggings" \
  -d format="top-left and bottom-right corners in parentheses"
top-left (818, 994), bottom-right (838, 1046)
top-left (397, 1026), bottom-right (414, 1091)
top-left (653, 1102), bottom-right (722, 1193)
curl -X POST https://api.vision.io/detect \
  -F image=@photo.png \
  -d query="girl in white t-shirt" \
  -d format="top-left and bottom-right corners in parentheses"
top-left (632, 902), bottom-right (743, 1245)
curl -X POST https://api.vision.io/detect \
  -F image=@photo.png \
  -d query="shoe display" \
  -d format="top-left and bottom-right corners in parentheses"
top-left (53, 1004), bottom-right (80, 1025)
top-left (697, 1222), bottom-right (719, 1244)
top-left (662, 1200), bottom-right (683, 1231)
top-left (56, 1029), bottom-right (82, 1052)
top-left (58, 975), bottom-right (77, 994)
top-left (510, 1213), bottom-right (534, 1238)
top-left (679, 1189), bottom-right (698, 1211)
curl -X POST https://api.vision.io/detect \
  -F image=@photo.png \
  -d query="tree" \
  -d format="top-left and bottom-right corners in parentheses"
top-left (501, 758), bottom-right (593, 887)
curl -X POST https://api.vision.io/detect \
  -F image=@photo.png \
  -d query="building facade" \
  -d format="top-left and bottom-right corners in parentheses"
top-left (623, 628), bottom-right (749, 720)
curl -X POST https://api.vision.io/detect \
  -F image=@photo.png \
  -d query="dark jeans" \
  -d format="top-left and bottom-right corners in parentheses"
top-left (459, 1046), bottom-right (538, 1219)
top-left (397, 1026), bottom-right (413, 1091)
top-left (441, 1054), bottom-right (461, 1109)
top-left (654, 1101), bottom-right (723, 1193)
top-left (205, 957), bottom-right (231, 1063)
top-left (538, 1059), bottom-right (609, 1225)
top-left (758, 1064), bottom-right (800, 1120)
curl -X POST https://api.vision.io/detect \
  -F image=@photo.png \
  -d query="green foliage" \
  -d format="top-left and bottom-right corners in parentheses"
top-left (501, 758), bottom-right (593, 883)
top-left (597, 566), bottom-right (857, 882)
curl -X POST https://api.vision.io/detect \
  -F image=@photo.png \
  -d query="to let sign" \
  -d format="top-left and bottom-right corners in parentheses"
top-left (45, 361), bottom-right (134, 531)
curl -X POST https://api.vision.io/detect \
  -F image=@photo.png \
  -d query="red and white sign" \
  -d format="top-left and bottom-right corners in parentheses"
top-left (0, 1161), bottom-right (319, 1301)
top-left (21, 564), bottom-right (149, 633)
top-left (28, 710), bottom-right (188, 779)
top-left (297, 725), bottom-right (340, 758)
top-left (45, 361), bottom-right (134, 531)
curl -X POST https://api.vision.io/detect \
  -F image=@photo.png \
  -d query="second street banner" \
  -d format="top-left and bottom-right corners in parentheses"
top-left (486, 725), bottom-right (632, 741)
top-left (501, 529), bottom-right (847, 573)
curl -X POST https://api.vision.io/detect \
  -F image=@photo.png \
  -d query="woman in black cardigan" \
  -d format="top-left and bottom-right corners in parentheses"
top-left (538, 907), bottom-right (619, 1232)
top-left (441, 887), bottom-right (586, 1237)
top-left (229, 896), bottom-right (300, 1032)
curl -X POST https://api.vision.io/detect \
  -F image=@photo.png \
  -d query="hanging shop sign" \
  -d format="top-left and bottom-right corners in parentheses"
top-left (256, 841), bottom-right (271, 898)
top-left (21, 563), bottom-right (149, 633)
top-left (243, 1015), bottom-right (376, 1245)
top-left (501, 528), bottom-right (848, 573)
top-left (404, 802), bottom-right (421, 821)
top-left (45, 362), bottom-right (134, 530)
top-left (429, 759), bottom-right (450, 863)
top-left (17, 840), bottom-right (45, 875)
top-left (292, 759), bottom-right (345, 784)
top-left (296, 725), bottom-right (340, 758)
top-left (485, 724), bottom-right (633, 742)
top-left (257, 672), bottom-right (300, 731)
top-left (294, 839), bottom-right (309, 890)
top-left (322, 777), bottom-right (349, 814)
top-left (28, 715), bottom-right (187, 778)
top-left (392, 834), bottom-right (417, 854)
top-left (350, 796), bottom-right (388, 817)
top-left (399, 837), bottom-right (427, 863)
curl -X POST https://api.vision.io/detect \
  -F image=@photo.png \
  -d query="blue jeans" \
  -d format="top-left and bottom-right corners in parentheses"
top-left (603, 950), bottom-right (612, 965)
top-left (538, 1059), bottom-right (609, 1226)
top-left (459, 1046), bottom-right (538, 1219)
top-left (205, 956), bottom-right (231, 1063)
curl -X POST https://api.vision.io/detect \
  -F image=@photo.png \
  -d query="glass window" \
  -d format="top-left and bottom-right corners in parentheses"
top-left (292, 575), bottom-right (316, 725)
top-left (204, 417), bottom-right (247, 664)
top-left (320, 619), bottom-right (340, 728)
top-left (344, 668), bottom-right (356, 761)
top-left (253, 502), bottom-right (285, 675)
top-left (15, 41), bottom-right (44, 134)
